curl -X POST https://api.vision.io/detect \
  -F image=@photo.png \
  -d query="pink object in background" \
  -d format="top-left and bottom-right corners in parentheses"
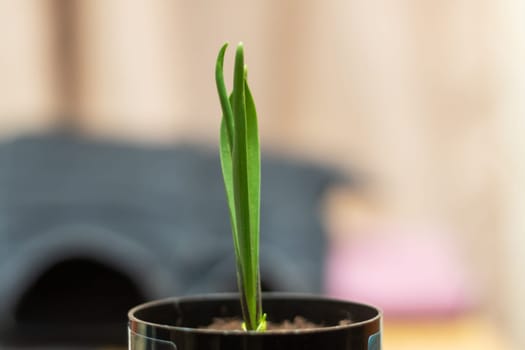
top-left (325, 226), bottom-right (476, 317)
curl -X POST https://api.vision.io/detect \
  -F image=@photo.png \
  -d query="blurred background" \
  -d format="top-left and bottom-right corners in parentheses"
top-left (1, 0), bottom-right (524, 349)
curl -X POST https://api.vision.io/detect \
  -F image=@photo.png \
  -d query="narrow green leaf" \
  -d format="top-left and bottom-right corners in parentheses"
top-left (231, 43), bottom-right (257, 330)
top-left (219, 116), bottom-right (238, 259)
top-left (215, 43), bottom-right (234, 147)
top-left (219, 94), bottom-right (252, 325)
top-left (256, 313), bottom-right (267, 331)
top-left (244, 77), bottom-right (262, 319)
top-left (217, 55), bottom-right (251, 324)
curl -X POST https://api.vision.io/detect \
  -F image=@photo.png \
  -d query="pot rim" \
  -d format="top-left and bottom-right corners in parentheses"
top-left (128, 292), bottom-right (382, 335)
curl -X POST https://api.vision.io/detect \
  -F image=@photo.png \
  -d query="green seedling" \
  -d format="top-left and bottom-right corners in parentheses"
top-left (215, 42), bottom-right (266, 331)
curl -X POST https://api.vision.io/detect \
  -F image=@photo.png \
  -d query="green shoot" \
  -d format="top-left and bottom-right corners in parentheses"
top-left (215, 42), bottom-right (266, 331)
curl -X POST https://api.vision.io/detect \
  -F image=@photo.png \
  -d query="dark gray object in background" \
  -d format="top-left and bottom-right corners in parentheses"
top-left (0, 133), bottom-right (343, 346)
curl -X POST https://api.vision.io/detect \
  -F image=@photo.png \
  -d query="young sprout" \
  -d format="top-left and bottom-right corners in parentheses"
top-left (215, 42), bottom-right (266, 331)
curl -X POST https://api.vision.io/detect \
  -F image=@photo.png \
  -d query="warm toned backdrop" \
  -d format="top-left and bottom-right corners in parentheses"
top-left (0, 1), bottom-right (523, 348)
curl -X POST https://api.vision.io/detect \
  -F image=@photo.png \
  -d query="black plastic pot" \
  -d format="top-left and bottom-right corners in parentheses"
top-left (128, 293), bottom-right (382, 350)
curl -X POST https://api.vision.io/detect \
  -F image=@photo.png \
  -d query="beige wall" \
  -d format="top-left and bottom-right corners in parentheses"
top-left (498, 1), bottom-right (525, 348)
top-left (1, 0), bottom-right (523, 346)
top-left (0, 1), bottom-right (62, 136)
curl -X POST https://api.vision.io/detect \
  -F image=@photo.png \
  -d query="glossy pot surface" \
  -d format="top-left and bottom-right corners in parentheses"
top-left (128, 293), bottom-right (381, 350)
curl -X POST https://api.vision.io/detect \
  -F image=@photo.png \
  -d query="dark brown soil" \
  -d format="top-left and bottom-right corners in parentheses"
top-left (202, 316), bottom-right (352, 331)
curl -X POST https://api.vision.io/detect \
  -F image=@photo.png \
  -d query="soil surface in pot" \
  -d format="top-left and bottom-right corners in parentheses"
top-left (203, 317), bottom-right (351, 331)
